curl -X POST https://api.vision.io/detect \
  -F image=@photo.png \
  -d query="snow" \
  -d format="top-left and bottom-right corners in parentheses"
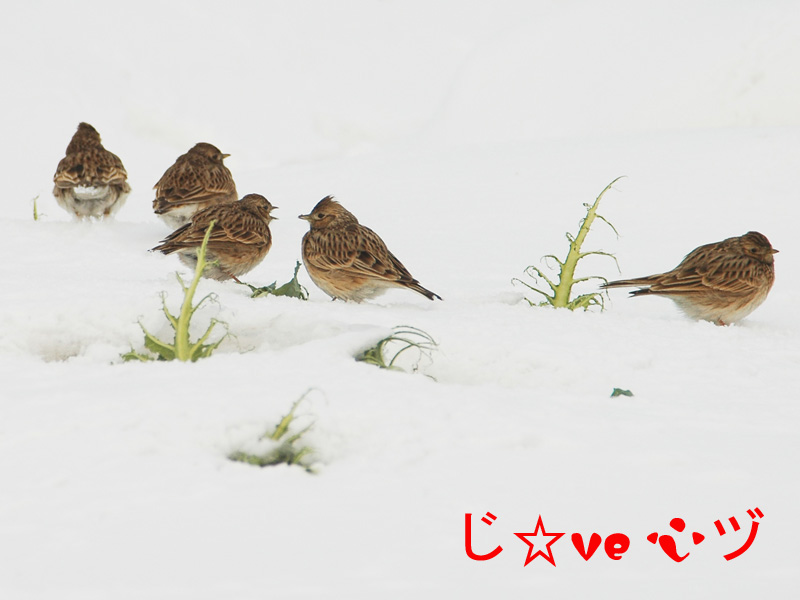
top-left (1, 1), bottom-right (799, 598)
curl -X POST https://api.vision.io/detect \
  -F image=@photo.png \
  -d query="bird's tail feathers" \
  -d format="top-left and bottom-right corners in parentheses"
top-left (408, 281), bottom-right (442, 301)
top-left (602, 276), bottom-right (659, 290)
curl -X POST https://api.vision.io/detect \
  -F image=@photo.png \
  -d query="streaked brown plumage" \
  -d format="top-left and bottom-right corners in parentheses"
top-left (299, 196), bottom-right (441, 302)
top-left (53, 122), bottom-right (131, 219)
top-left (602, 231), bottom-right (777, 325)
top-left (152, 193), bottom-right (277, 282)
top-left (152, 142), bottom-right (238, 229)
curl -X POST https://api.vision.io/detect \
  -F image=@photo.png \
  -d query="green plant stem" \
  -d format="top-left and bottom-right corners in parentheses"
top-left (174, 221), bottom-right (215, 360)
top-left (552, 177), bottom-right (622, 307)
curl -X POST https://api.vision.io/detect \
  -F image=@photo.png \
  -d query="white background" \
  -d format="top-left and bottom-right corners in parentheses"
top-left (1, 1), bottom-right (798, 598)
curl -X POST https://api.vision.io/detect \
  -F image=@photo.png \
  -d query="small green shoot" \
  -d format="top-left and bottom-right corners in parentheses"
top-left (513, 177), bottom-right (623, 310)
top-left (610, 388), bottom-right (634, 398)
top-left (32, 195), bottom-right (40, 221)
top-left (122, 221), bottom-right (227, 362)
top-left (228, 391), bottom-right (316, 472)
top-left (238, 261), bottom-right (309, 300)
top-left (356, 326), bottom-right (437, 373)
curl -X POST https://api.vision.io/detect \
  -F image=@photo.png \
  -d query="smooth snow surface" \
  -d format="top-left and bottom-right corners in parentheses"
top-left (1, 2), bottom-right (799, 598)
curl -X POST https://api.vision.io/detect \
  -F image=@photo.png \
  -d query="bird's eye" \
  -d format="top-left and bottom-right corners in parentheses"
top-left (316, 213), bottom-right (325, 219)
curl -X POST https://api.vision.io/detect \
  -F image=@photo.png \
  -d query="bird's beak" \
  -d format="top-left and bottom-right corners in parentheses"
top-left (222, 153), bottom-right (231, 159)
top-left (771, 248), bottom-right (779, 254)
top-left (298, 214), bottom-right (311, 221)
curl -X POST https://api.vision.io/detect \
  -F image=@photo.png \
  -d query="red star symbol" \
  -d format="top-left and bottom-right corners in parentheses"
top-left (514, 515), bottom-right (565, 566)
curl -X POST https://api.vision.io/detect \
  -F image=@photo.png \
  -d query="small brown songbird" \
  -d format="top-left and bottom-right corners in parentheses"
top-left (152, 142), bottom-right (238, 229)
top-left (152, 193), bottom-right (277, 282)
top-left (602, 231), bottom-right (777, 325)
top-left (299, 195), bottom-right (441, 303)
top-left (53, 122), bottom-right (131, 219)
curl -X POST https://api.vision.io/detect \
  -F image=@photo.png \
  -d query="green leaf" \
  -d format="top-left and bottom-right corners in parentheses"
top-left (356, 326), bottom-right (437, 373)
top-left (249, 282), bottom-right (277, 298)
top-left (121, 349), bottom-right (154, 362)
top-left (143, 329), bottom-right (176, 361)
top-left (610, 388), bottom-right (634, 398)
top-left (229, 392), bottom-right (317, 472)
top-left (566, 292), bottom-right (605, 311)
top-left (243, 262), bottom-right (309, 300)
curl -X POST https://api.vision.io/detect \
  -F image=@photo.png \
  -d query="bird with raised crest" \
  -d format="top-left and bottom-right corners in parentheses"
top-left (299, 196), bottom-right (441, 303)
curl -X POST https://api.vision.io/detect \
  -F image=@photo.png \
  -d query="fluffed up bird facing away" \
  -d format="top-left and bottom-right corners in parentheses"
top-left (152, 193), bottom-right (277, 282)
top-left (152, 142), bottom-right (238, 229)
top-left (601, 231), bottom-right (777, 325)
top-left (299, 195), bottom-right (441, 303)
top-left (53, 122), bottom-right (131, 219)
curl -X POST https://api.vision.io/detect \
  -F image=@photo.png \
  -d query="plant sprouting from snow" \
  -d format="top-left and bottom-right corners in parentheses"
top-left (123, 221), bottom-right (228, 362)
top-left (238, 260), bottom-right (309, 300)
top-left (356, 326), bottom-right (437, 374)
top-left (228, 391), bottom-right (316, 472)
top-left (513, 177), bottom-right (623, 311)
top-left (32, 195), bottom-right (41, 221)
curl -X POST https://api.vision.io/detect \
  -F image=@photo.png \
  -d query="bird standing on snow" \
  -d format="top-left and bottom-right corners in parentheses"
top-left (152, 142), bottom-right (238, 229)
top-left (152, 193), bottom-right (277, 282)
top-left (602, 231), bottom-right (777, 325)
top-left (299, 195), bottom-right (441, 302)
top-left (52, 122), bottom-right (131, 219)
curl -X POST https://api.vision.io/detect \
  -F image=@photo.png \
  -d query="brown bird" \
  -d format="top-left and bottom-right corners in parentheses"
top-left (53, 122), bottom-right (131, 219)
top-left (152, 193), bottom-right (277, 282)
top-left (602, 231), bottom-right (777, 325)
top-left (152, 142), bottom-right (238, 229)
top-left (299, 196), bottom-right (441, 302)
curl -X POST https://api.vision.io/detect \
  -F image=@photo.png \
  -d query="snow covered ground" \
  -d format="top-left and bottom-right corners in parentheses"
top-left (1, 1), bottom-right (799, 598)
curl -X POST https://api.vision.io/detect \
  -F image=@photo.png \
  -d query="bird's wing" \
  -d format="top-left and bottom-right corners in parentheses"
top-left (154, 159), bottom-right (236, 205)
top-left (154, 206), bottom-right (267, 251)
top-left (306, 226), bottom-right (415, 283)
top-left (54, 149), bottom-right (128, 187)
top-left (649, 245), bottom-right (760, 296)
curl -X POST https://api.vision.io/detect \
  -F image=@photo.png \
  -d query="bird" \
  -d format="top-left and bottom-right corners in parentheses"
top-left (52, 122), bottom-right (131, 219)
top-left (601, 231), bottom-right (777, 325)
top-left (152, 142), bottom-right (238, 229)
top-left (151, 193), bottom-right (277, 282)
top-left (298, 195), bottom-right (441, 302)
